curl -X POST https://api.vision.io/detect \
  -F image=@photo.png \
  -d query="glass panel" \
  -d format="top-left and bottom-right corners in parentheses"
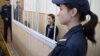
top-left (37, 0), bottom-right (59, 41)
top-left (32, 0), bottom-right (39, 31)
top-left (38, 0), bottom-right (47, 35)
top-left (13, 0), bottom-right (23, 23)
top-left (12, 0), bottom-right (70, 41)
top-left (23, 0), bottom-right (29, 27)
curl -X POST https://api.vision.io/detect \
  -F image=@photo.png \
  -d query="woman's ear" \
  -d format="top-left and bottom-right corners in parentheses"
top-left (71, 8), bottom-right (78, 17)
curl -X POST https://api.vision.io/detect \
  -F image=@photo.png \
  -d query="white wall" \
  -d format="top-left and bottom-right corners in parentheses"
top-left (23, 0), bottom-right (59, 14)
top-left (11, 0), bottom-right (18, 7)
top-left (91, 0), bottom-right (100, 21)
top-left (24, 0), bottom-right (34, 11)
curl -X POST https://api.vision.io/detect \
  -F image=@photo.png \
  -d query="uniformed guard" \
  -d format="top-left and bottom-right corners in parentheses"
top-left (49, 0), bottom-right (98, 56)
top-left (0, 0), bottom-right (12, 42)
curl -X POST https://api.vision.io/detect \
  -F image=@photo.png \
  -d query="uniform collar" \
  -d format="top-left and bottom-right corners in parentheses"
top-left (64, 24), bottom-right (83, 39)
top-left (57, 24), bottom-right (83, 46)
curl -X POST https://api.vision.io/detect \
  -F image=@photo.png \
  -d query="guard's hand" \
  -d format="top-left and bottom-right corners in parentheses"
top-left (5, 18), bottom-right (8, 21)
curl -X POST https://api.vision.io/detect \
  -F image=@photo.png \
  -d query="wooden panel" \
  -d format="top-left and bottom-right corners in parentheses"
top-left (0, 0), bottom-right (5, 34)
top-left (12, 22), bottom-right (52, 56)
top-left (38, 13), bottom-right (46, 35)
top-left (0, 0), bottom-right (5, 7)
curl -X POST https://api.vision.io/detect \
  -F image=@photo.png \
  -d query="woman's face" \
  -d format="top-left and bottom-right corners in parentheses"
top-left (58, 4), bottom-right (73, 25)
top-left (5, 1), bottom-right (10, 5)
top-left (48, 16), bottom-right (54, 24)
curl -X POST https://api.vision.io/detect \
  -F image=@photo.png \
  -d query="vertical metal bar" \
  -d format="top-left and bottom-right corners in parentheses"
top-left (53, 6), bottom-right (57, 41)
top-left (44, 0), bottom-right (48, 35)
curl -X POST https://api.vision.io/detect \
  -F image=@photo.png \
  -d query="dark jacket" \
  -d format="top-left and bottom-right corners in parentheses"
top-left (49, 24), bottom-right (87, 56)
top-left (0, 4), bottom-right (12, 23)
top-left (46, 24), bottom-right (59, 40)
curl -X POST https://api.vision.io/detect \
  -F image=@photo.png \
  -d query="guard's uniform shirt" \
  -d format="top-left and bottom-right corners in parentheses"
top-left (1, 4), bottom-right (11, 23)
top-left (49, 24), bottom-right (87, 56)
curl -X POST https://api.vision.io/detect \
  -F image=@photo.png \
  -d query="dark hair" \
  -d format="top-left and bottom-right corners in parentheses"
top-left (48, 14), bottom-right (55, 20)
top-left (48, 14), bottom-right (55, 24)
top-left (64, 4), bottom-right (98, 44)
top-left (16, 1), bottom-right (19, 3)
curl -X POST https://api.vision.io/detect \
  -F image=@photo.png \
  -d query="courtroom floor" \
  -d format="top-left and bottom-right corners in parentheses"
top-left (7, 42), bottom-right (19, 56)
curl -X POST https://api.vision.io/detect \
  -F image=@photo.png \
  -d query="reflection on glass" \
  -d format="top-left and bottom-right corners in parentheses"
top-left (45, 14), bottom-right (59, 41)
top-left (14, 1), bottom-right (22, 23)
top-left (14, 1), bottom-right (20, 21)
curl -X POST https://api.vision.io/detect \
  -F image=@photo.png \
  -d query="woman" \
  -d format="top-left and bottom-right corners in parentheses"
top-left (49, 0), bottom-right (98, 56)
top-left (46, 14), bottom-right (59, 41)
